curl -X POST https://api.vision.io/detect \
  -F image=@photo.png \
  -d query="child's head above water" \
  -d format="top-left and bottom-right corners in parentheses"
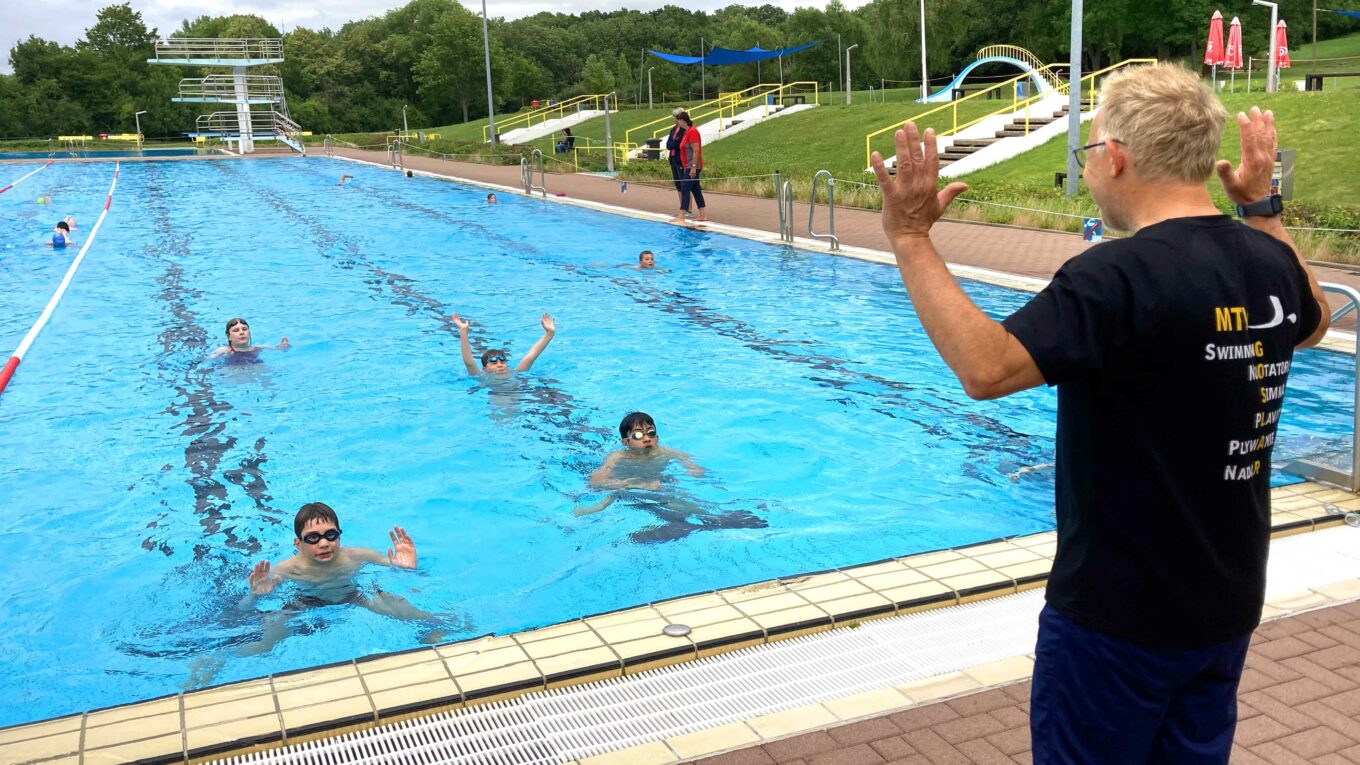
top-left (618, 411), bottom-right (658, 448)
top-left (293, 501), bottom-right (342, 561)
top-left (480, 348), bottom-right (509, 373)
top-left (638, 250), bottom-right (655, 268)
top-left (225, 317), bottom-right (251, 346)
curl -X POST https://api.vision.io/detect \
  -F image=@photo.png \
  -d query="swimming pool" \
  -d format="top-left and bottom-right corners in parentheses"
top-left (0, 148), bottom-right (211, 160)
top-left (0, 157), bottom-right (1352, 726)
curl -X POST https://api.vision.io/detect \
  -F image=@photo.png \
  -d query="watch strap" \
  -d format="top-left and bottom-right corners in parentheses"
top-left (1236, 194), bottom-right (1283, 218)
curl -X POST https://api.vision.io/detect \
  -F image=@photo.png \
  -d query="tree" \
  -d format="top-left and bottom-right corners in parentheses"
top-left (413, 7), bottom-right (492, 124)
top-left (580, 54), bottom-right (615, 94)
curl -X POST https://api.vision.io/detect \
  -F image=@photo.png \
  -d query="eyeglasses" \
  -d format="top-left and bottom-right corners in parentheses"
top-left (300, 528), bottom-right (342, 545)
top-left (484, 356), bottom-right (507, 364)
top-left (627, 429), bottom-right (658, 441)
top-left (1072, 138), bottom-right (1125, 168)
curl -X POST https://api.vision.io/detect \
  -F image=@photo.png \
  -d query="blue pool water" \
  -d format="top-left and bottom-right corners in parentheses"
top-left (0, 148), bottom-right (209, 160)
top-left (0, 158), bottom-right (1353, 726)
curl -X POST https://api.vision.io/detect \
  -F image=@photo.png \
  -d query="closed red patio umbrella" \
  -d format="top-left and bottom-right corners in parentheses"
top-left (1226, 16), bottom-right (1244, 91)
top-left (1205, 10), bottom-right (1226, 87)
top-left (1276, 20), bottom-right (1292, 68)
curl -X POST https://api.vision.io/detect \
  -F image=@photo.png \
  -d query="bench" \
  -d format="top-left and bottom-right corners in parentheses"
top-left (1305, 72), bottom-right (1360, 91)
top-left (781, 94), bottom-right (807, 105)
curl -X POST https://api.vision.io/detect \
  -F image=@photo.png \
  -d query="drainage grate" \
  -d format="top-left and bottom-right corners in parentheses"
top-left (217, 526), bottom-right (1357, 765)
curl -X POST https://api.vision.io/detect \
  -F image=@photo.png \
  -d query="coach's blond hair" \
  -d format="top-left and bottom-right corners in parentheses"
top-left (1096, 63), bottom-right (1227, 183)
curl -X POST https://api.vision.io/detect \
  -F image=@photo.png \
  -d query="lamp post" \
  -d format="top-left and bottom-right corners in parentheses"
top-left (1065, 0), bottom-right (1083, 197)
top-left (837, 33), bottom-right (843, 101)
top-left (1313, 0), bottom-right (1318, 61)
top-left (845, 44), bottom-right (859, 105)
top-left (919, 0), bottom-right (929, 102)
top-left (700, 36), bottom-right (706, 100)
top-left (402, 105), bottom-right (408, 140)
top-left (647, 67), bottom-right (655, 109)
top-left (1253, 0), bottom-right (1279, 92)
top-left (134, 110), bottom-right (147, 150)
top-left (481, 0), bottom-right (497, 144)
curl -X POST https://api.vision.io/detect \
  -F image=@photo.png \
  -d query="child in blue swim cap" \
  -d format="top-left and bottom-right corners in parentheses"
top-left (50, 221), bottom-right (72, 248)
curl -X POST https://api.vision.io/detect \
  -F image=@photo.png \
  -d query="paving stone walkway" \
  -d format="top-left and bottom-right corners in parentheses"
top-left (685, 600), bottom-right (1360, 765)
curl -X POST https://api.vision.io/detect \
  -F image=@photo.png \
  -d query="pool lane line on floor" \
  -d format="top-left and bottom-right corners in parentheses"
top-left (0, 161), bottom-right (120, 397)
top-left (0, 160), bottom-right (52, 195)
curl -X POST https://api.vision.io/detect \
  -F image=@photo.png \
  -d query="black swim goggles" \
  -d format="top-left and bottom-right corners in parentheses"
top-left (627, 429), bottom-right (659, 441)
top-left (484, 355), bottom-right (508, 364)
top-left (300, 528), bottom-right (342, 544)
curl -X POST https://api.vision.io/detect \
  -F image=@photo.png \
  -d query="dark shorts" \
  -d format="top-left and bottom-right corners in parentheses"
top-left (1031, 603), bottom-right (1250, 765)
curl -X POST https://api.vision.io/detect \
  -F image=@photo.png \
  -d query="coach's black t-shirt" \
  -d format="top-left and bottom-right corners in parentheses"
top-left (1002, 215), bottom-right (1321, 647)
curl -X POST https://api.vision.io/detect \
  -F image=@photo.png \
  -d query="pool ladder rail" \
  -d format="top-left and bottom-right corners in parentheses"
top-left (808, 169), bottom-right (840, 251)
top-left (520, 149), bottom-right (546, 197)
top-left (774, 171), bottom-right (794, 243)
top-left (386, 137), bottom-right (404, 171)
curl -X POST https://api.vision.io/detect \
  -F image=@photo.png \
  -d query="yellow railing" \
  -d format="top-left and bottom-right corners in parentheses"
top-left (977, 45), bottom-right (1066, 91)
top-left (863, 58), bottom-right (1155, 168)
top-left (623, 81), bottom-right (818, 164)
top-left (483, 93), bottom-right (613, 143)
top-left (570, 141), bottom-right (639, 171)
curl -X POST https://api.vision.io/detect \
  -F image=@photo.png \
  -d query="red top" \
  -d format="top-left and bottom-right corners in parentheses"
top-left (679, 126), bottom-right (703, 170)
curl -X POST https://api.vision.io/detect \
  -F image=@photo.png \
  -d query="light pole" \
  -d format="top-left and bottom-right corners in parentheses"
top-left (480, 0), bottom-right (498, 144)
top-left (1313, 0), bottom-right (1318, 61)
top-left (402, 105), bottom-right (408, 140)
top-left (1253, 0), bottom-right (1279, 92)
top-left (1065, 0), bottom-right (1083, 197)
top-left (845, 44), bottom-right (859, 105)
top-left (134, 110), bottom-right (146, 150)
top-left (919, 0), bottom-right (929, 102)
top-left (647, 67), bottom-right (655, 109)
top-left (837, 33), bottom-right (843, 101)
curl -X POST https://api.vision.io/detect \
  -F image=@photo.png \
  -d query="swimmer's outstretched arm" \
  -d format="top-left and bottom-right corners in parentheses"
top-left (452, 313), bottom-right (481, 375)
top-left (350, 526), bottom-right (418, 569)
top-left (515, 313), bottom-right (556, 372)
top-left (208, 345), bottom-right (230, 359)
top-left (665, 446), bottom-right (707, 478)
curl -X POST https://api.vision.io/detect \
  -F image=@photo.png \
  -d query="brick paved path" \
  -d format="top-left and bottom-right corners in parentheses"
top-left (334, 148), bottom-right (1360, 327)
top-left (686, 599), bottom-right (1360, 765)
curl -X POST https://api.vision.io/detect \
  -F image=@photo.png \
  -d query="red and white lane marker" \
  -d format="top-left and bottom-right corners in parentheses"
top-left (0, 162), bottom-right (121, 396)
top-left (0, 161), bottom-right (54, 195)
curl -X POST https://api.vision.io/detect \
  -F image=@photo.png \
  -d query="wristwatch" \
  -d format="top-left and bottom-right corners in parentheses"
top-left (1236, 194), bottom-right (1283, 218)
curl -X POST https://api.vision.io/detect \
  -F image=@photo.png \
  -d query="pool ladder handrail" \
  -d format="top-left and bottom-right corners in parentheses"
top-left (525, 149), bottom-right (546, 197)
top-left (387, 137), bottom-right (404, 171)
top-left (808, 169), bottom-right (840, 251)
top-left (774, 171), bottom-right (794, 243)
top-left (1281, 281), bottom-right (1360, 493)
top-left (323, 134), bottom-right (334, 157)
top-left (47, 137), bottom-right (56, 159)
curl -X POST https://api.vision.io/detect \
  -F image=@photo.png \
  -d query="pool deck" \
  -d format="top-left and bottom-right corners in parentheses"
top-left (1, 152), bottom-right (1357, 765)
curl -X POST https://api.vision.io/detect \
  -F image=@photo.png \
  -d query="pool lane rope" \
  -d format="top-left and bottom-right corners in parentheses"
top-left (0, 161), bottom-right (54, 196)
top-left (0, 162), bottom-right (120, 396)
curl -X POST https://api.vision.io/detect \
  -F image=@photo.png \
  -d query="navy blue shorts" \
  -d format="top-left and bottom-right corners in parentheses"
top-left (1030, 603), bottom-right (1251, 765)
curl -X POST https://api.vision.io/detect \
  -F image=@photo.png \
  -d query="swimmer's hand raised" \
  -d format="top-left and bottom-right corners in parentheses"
top-left (451, 313), bottom-right (470, 333)
top-left (540, 313), bottom-right (555, 334)
top-left (387, 525), bottom-right (417, 569)
top-left (248, 560), bottom-right (281, 595)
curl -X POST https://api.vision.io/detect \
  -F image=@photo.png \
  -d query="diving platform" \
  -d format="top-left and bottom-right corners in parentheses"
top-left (148, 38), bottom-right (283, 66)
top-left (174, 75), bottom-right (287, 109)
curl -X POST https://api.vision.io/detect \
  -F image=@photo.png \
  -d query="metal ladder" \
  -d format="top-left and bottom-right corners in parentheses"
top-left (774, 171), bottom-right (795, 243)
top-left (1283, 282), bottom-right (1360, 493)
top-left (387, 137), bottom-right (404, 171)
top-left (808, 170), bottom-right (840, 251)
top-left (323, 135), bottom-right (334, 157)
top-left (523, 149), bottom-right (546, 197)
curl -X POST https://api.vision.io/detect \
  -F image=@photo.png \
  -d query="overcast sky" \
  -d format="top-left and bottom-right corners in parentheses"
top-left (1, 0), bottom-right (865, 74)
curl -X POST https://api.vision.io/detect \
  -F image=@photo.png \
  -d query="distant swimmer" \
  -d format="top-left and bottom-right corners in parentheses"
top-left (209, 317), bottom-right (290, 360)
top-left (620, 250), bottom-right (668, 272)
top-left (63, 215), bottom-right (76, 230)
top-left (338, 174), bottom-right (353, 186)
top-left (50, 221), bottom-right (73, 248)
top-left (486, 193), bottom-right (498, 204)
top-left (453, 311), bottom-right (555, 376)
top-left (36, 194), bottom-right (51, 205)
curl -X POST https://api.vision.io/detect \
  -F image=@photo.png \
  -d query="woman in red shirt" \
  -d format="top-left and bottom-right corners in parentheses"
top-left (668, 112), bottom-right (706, 224)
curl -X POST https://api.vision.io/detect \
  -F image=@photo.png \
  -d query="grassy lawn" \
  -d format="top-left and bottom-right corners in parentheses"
top-left (388, 37), bottom-right (1359, 260)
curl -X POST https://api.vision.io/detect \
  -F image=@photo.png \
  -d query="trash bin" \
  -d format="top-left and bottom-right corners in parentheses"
top-left (643, 138), bottom-right (662, 161)
top-left (531, 99), bottom-right (541, 107)
top-left (1015, 82), bottom-right (1027, 99)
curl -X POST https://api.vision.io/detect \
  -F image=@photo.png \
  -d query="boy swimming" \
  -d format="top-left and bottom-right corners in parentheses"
top-left (453, 311), bottom-right (555, 376)
top-left (580, 412), bottom-right (768, 542)
top-left (50, 221), bottom-right (73, 248)
top-left (243, 502), bottom-right (433, 617)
